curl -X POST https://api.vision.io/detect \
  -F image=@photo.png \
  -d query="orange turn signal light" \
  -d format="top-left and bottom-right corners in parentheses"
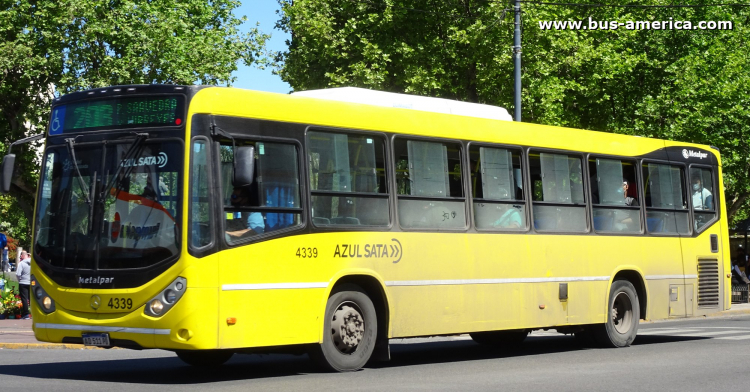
top-left (227, 317), bottom-right (237, 325)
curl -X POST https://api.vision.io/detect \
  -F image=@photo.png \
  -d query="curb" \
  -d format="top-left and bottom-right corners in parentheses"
top-left (704, 308), bottom-right (750, 318)
top-left (638, 308), bottom-right (750, 324)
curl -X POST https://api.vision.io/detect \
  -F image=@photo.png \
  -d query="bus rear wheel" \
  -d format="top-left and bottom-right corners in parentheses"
top-left (595, 280), bottom-right (640, 348)
top-left (312, 285), bottom-right (377, 372)
top-left (470, 329), bottom-right (528, 347)
top-left (175, 350), bottom-right (233, 367)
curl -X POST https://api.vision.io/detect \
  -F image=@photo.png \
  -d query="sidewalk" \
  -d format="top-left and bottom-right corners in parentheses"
top-left (1, 303), bottom-right (749, 350)
top-left (0, 318), bottom-right (100, 350)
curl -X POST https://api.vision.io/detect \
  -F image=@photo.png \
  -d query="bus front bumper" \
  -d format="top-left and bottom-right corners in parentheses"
top-left (31, 287), bottom-right (218, 350)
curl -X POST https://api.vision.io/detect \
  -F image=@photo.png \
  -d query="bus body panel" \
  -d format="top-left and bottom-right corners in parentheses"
top-left (211, 232), bottom-right (709, 347)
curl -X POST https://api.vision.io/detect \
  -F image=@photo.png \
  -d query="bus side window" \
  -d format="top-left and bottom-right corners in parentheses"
top-left (470, 145), bottom-right (525, 230)
top-left (529, 151), bottom-right (586, 232)
top-left (221, 141), bottom-right (302, 244)
top-left (642, 163), bottom-right (689, 234)
top-left (307, 131), bottom-right (389, 226)
top-left (395, 138), bottom-right (466, 229)
top-left (690, 167), bottom-right (716, 231)
top-left (589, 157), bottom-right (641, 233)
top-left (190, 140), bottom-right (212, 248)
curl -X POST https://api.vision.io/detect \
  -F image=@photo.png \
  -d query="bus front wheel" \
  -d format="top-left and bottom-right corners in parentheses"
top-left (595, 280), bottom-right (640, 348)
top-left (312, 285), bottom-right (377, 372)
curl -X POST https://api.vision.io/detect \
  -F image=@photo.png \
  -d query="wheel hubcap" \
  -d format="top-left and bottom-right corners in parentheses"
top-left (611, 292), bottom-right (633, 334)
top-left (330, 302), bottom-right (365, 354)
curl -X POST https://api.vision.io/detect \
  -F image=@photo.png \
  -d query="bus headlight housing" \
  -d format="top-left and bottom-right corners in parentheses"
top-left (144, 277), bottom-right (186, 318)
top-left (30, 276), bottom-right (56, 314)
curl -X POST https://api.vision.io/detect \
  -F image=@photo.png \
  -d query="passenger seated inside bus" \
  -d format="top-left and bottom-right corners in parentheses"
top-left (623, 179), bottom-right (639, 207)
top-left (692, 174), bottom-right (713, 210)
top-left (613, 179), bottom-right (639, 231)
top-left (225, 187), bottom-right (265, 241)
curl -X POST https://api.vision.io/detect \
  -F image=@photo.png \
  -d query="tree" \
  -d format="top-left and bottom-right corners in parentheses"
top-left (277, 0), bottom-right (750, 223)
top-left (0, 0), bottom-right (269, 237)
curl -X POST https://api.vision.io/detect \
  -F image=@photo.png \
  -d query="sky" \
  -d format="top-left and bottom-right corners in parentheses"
top-left (232, 0), bottom-right (292, 94)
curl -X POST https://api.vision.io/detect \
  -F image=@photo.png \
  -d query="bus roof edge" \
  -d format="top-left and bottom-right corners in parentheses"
top-left (292, 87), bottom-right (512, 122)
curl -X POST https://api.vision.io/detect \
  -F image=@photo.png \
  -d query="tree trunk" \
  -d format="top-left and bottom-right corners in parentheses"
top-left (727, 191), bottom-right (749, 223)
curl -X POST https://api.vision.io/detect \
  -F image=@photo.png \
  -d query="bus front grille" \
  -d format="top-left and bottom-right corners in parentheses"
top-left (697, 259), bottom-right (720, 308)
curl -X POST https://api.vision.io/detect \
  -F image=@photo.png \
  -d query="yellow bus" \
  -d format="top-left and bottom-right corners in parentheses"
top-left (8, 85), bottom-right (728, 371)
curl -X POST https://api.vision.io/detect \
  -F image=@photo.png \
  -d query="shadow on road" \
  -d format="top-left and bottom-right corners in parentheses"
top-left (0, 353), bottom-right (315, 384)
top-left (0, 333), bottom-right (707, 384)
top-left (375, 333), bottom-right (706, 369)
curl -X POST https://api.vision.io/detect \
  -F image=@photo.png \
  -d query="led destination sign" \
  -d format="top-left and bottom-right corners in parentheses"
top-left (49, 95), bottom-right (185, 134)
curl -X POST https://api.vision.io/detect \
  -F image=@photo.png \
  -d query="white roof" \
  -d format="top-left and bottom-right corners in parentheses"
top-left (292, 87), bottom-right (512, 121)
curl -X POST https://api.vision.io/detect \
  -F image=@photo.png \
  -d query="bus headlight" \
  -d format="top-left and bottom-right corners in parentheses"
top-left (30, 276), bottom-right (56, 314)
top-left (150, 299), bottom-right (164, 315)
top-left (144, 277), bottom-right (186, 318)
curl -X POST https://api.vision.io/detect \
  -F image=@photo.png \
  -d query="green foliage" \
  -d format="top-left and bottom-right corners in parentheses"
top-left (0, 0), bottom-right (270, 238)
top-left (278, 0), bottom-right (750, 224)
top-left (0, 194), bottom-right (28, 245)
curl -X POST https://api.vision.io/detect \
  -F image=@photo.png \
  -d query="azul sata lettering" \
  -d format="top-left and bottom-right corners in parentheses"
top-left (332, 239), bottom-right (403, 263)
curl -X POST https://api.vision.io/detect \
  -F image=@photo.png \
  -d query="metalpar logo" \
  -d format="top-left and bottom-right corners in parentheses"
top-left (682, 149), bottom-right (708, 160)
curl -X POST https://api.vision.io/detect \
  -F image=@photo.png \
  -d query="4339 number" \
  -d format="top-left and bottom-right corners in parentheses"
top-left (296, 247), bottom-right (318, 258)
top-left (108, 297), bottom-right (133, 310)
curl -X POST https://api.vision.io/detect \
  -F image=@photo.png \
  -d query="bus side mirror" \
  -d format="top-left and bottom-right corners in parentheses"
top-left (233, 146), bottom-right (255, 187)
top-left (1, 154), bottom-right (15, 194)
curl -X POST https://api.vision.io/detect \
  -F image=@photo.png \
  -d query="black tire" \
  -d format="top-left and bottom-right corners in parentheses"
top-left (312, 284), bottom-right (377, 372)
top-left (594, 280), bottom-right (640, 348)
top-left (470, 329), bottom-right (528, 347)
top-left (175, 350), bottom-right (233, 367)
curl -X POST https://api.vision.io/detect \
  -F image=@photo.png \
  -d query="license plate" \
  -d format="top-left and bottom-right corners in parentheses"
top-left (82, 333), bottom-right (111, 347)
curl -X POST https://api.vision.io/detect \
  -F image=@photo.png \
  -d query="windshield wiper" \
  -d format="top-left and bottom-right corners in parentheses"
top-left (99, 133), bottom-right (149, 202)
top-left (64, 138), bottom-right (91, 205)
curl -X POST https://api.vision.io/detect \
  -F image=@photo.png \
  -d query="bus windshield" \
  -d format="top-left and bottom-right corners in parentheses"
top-left (35, 139), bottom-right (182, 270)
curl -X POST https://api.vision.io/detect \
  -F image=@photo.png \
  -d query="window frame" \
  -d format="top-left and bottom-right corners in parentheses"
top-left (216, 134), bottom-right (307, 248)
top-left (527, 147), bottom-right (590, 234)
top-left (304, 127), bottom-right (393, 230)
top-left (688, 163), bottom-right (719, 234)
top-left (188, 136), bottom-right (217, 255)
top-left (392, 134), bottom-right (469, 232)
top-left (587, 154), bottom-right (645, 235)
top-left (641, 159), bottom-right (692, 237)
top-left (467, 141), bottom-right (529, 233)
